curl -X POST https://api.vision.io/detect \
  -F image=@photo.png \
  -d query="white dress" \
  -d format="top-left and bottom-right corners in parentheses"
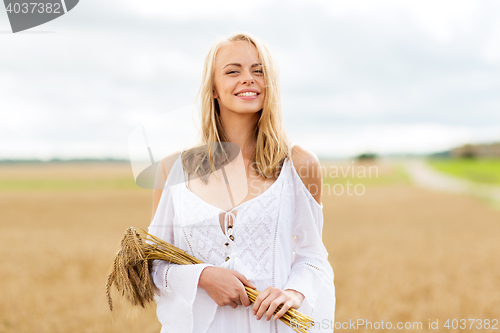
top-left (148, 145), bottom-right (336, 333)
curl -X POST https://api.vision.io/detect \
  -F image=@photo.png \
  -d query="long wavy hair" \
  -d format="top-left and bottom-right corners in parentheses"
top-left (182, 32), bottom-right (292, 182)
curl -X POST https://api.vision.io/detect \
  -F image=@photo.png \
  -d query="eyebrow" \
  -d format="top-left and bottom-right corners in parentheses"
top-left (223, 63), bottom-right (262, 70)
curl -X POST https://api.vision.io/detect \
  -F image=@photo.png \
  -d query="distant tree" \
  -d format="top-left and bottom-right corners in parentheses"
top-left (459, 144), bottom-right (477, 159)
top-left (428, 150), bottom-right (451, 158)
top-left (461, 151), bottom-right (476, 159)
top-left (356, 152), bottom-right (377, 160)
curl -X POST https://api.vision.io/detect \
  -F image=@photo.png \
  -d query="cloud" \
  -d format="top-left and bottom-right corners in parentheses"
top-left (1, 0), bottom-right (499, 159)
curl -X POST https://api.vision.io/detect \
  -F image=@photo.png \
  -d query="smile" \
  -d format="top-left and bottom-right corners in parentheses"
top-left (235, 92), bottom-right (259, 97)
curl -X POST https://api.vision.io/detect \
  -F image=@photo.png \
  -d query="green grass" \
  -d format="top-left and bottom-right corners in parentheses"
top-left (323, 162), bottom-right (411, 187)
top-left (0, 160), bottom-right (414, 192)
top-left (426, 158), bottom-right (500, 185)
top-left (0, 162), bottom-right (145, 191)
top-left (0, 178), bottom-right (141, 191)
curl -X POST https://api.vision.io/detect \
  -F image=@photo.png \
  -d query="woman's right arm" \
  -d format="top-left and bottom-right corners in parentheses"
top-left (151, 157), bottom-right (170, 222)
top-left (148, 157), bottom-right (219, 332)
top-left (149, 157), bottom-right (255, 309)
top-left (199, 266), bottom-right (256, 308)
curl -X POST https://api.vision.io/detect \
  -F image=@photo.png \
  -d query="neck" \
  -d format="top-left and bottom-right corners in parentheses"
top-left (219, 109), bottom-right (260, 161)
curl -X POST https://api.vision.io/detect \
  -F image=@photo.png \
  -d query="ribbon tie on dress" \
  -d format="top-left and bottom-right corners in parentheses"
top-left (223, 210), bottom-right (236, 244)
top-left (220, 210), bottom-right (256, 282)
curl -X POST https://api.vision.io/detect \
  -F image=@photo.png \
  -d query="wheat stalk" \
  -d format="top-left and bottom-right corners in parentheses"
top-left (106, 227), bottom-right (315, 333)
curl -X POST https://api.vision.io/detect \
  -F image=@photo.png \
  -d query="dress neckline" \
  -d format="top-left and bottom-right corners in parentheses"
top-left (180, 158), bottom-right (289, 214)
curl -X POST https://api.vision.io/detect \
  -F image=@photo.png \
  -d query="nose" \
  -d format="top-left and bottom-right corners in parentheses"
top-left (241, 70), bottom-right (254, 84)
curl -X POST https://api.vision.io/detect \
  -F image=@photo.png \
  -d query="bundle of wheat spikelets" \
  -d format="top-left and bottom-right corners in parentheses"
top-left (106, 227), bottom-right (315, 333)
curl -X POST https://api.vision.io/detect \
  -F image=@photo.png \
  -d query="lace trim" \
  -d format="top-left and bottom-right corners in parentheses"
top-left (273, 178), bottom-right (285, 333)
top-left (164, 261), bottom-right (172, 288)
top-left (178, 169), bottom-right (286, 280)
top-left (304, 262), bottom-right (321, 271)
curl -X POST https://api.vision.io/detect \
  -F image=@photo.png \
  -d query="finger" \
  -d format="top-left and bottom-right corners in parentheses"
top-left (233, 295), bottom-right (242, 306)
top-left (256, 294), bottom-right (277, 320)
top-left (233, 271), bottom-right (257, 289)
top-left (229, 301), bottom-right (238, 309)
top-left (265, 296), bottom-right (286, 321)
top-left (238, 285), bottom-right (252, 307)
top-left (252, 288), bottom-right (271, 315)
top-left (273, 301), bottom-right (292, 320)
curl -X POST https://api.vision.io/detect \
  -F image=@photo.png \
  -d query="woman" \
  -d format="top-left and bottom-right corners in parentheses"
top-left (148, 32), bottom-right (335, 333)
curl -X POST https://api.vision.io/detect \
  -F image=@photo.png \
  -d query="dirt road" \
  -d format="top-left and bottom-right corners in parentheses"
top-left (404, 158), bottom-right (500, 206)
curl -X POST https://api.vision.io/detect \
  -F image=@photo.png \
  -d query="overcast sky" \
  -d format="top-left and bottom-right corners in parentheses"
top-left (1, 0), bottom-right (499, 160)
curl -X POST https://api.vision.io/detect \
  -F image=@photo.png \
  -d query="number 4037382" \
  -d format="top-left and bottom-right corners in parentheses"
top-left (444, 319), bottom-right (498, 330)
top-left (6, 3), bottom-right (62, 14)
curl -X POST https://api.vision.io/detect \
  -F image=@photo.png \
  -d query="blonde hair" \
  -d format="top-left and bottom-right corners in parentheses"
top-left (183, 32), bottom-right (291, 181)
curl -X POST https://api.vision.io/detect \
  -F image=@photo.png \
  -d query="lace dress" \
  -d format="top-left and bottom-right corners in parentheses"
top-left (148, 145), bottom-right (336, 333)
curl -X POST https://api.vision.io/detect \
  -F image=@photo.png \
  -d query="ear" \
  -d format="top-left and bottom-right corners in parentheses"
top-left (213, 90), bottom-right (218, 99)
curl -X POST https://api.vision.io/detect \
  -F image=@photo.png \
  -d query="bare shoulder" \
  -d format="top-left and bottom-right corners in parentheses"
top-left (151, 152), bottom-right (181, 221)
top-left (291, 144), bottom-right (322, 205)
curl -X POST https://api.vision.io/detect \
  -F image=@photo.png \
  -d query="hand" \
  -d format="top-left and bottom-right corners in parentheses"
top-left (198, 266), bottom-right (257, 308)
top-left (252, 287), bottom-right (305, 321)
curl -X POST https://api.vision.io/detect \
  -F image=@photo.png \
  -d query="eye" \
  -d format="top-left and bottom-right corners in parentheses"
top-left (226, 69), bottom-right (264, 75)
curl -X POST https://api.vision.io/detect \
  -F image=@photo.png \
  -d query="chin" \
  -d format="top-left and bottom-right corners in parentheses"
top-left (236, 108), bottom-right (262, 115)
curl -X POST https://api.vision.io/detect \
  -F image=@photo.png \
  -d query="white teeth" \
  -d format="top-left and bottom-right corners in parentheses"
top-left (236, 92), bottom-right (257, 97)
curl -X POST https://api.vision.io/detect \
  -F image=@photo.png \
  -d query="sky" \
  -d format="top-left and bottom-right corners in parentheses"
top-left (1, 0), bottom-right (499, 160)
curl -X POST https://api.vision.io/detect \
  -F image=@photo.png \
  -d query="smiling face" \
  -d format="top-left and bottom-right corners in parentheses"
top-left (213, 40), bottom-right (266, 115)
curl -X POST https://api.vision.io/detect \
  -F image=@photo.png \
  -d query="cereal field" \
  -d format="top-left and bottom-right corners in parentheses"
top-left (0, 160), bottom-right (499, 332)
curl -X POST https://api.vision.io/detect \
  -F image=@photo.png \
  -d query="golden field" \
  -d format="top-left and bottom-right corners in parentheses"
top-left (0, 160), bottom-right (499, 332)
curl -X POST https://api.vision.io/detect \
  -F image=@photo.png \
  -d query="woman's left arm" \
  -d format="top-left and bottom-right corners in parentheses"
top-left (252, 146), bottom-right (335, 323)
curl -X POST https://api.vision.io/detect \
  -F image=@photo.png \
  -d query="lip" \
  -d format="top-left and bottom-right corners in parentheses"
top-left (234, 89), bottom-right (260, 95)
top-left (234, 89), bottom-right (260, 100)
